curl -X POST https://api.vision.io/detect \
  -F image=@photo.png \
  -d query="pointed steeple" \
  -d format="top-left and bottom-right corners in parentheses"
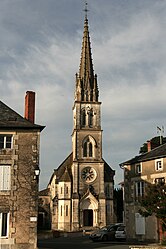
top-left (75, 3), bottom-right (99, 102)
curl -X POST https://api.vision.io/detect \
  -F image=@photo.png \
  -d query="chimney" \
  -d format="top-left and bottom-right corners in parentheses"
top-left (24, 91), bottom-right (35, 123)
top-left (147, 140), bottom-right (151, 152)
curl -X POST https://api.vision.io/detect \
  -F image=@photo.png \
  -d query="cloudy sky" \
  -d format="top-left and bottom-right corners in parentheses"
top-left (0, 0), bottom-right (166, 189)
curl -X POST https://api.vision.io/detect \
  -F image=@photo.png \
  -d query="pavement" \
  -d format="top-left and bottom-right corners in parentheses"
top-left (37, 231), bottom-right (165, 249)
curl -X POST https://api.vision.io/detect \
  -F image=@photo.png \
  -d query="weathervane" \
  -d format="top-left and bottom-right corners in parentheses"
top-left (83, 1), bottom-right (89, 18)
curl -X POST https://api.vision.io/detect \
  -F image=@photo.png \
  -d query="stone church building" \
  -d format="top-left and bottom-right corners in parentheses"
top-left (47, 13), bottom-right (115, 232)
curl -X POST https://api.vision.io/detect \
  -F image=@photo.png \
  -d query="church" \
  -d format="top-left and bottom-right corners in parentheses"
top-left (47, 10), bottom-right (115, 232)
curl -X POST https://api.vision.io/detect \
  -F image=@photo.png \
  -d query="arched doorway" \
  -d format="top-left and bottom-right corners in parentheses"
top-left (80, 190), bottom-right (98, 227)
top-left (83, 209), bottom-right (93, 226)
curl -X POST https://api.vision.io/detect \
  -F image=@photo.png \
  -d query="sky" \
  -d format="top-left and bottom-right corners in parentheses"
top-left (0, 0), bottom-right (166, 190)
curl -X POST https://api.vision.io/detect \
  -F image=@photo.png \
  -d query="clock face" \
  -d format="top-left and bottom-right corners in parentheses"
top-left (81, 167), bottom-right (97, 183)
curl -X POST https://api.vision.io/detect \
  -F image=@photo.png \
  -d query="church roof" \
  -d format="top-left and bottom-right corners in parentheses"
top-left (104, 159), bottom-right (115, 182)
top-left (59, 167), bottom-right (71, 182)
top-left (48, 153), bottom-right (73, 185)
top-left (49, 152), bottom-right (114, 184)
top-left (0, 100), bottom-right (44, 131)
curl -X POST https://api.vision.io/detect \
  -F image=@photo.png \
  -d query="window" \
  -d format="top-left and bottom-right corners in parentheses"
top-left (81, 109), bottom-right (86, 127)
top-left (155, 177), bottom-right (165, 185)
top-left (88, 109), bottom-right (93, 127)
top-left (61, 206), bottom-right (63, 216)
top-left (0, 135), bottom-right (13, 149)
top-left (136, 164), bottom-right (142, 174)
top-left (83, 142), bottom-right (87, 157)
top-left (0, 166), bottom-right (11, 191)
top-left (135, 181), bottom-right (145, 197)
top-left (89, 143), bottom-right (93, 157)
top-left (83, 141), bottom-right (93, 157)
top-left (155, 159), bottom-right (163, 171)
top-left (66, 186), bottom-right (68, 194)
top-left (0, 213), bottom-right (9, 237)
top-left (82, 136), bottom-right (96, 158)
top-left (66, 205), bottom-right (68, 216)
top-left (60, 187), bottom-right (63, 194)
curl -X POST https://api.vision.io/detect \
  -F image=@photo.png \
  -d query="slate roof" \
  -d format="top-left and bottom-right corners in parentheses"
top-left (49, 152), bottom-right (115, 184)
top-left (59, 167), bottom-right (71, 182)
top-left (104, 160), bottom-right (115, 182)
top-left (0, 100), bottom-right (45, 131)
top-left (120, 143), bottom-right (166, 166)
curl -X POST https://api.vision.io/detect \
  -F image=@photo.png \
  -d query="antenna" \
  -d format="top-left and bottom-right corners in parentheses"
top-left (157, 126), bottom-right (164, 145)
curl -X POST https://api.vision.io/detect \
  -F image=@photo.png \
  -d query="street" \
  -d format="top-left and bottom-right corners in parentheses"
top-left (38, 235), bottom-right (131, 249)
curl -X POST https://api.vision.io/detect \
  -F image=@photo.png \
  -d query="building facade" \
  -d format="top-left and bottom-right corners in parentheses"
top-left (47, 14), bottom-right (115, 232)
top-left (0, 91), bottom-right (44, 249)
top-left (120, 142), bottom-right (166, 242)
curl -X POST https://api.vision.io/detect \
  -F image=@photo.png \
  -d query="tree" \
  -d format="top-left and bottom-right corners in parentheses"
top-left (139, 136), bottom-right (166, 154)
top-left (139, 182), bottom-right (166, 232)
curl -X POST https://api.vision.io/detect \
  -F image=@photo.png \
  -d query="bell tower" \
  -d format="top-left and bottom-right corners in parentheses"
top-left (72, 4), bottom-right (102, 161)
top-left (71, 3), bottom-right (108, 230)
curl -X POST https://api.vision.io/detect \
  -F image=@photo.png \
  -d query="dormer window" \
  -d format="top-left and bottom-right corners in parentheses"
top-left (0, 135), bottom-right (13, 149)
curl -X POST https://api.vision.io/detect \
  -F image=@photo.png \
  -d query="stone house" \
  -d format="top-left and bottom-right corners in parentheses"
top-left (120, 141), bottom-right (166, 242)
top-left (0, 91), bottom-right (44, 249)
top-left (46, 13), bottom-right (115, 232)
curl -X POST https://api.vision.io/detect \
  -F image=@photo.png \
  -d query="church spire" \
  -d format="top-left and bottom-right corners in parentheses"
top-left (75, 3), bottom-right (99, 102)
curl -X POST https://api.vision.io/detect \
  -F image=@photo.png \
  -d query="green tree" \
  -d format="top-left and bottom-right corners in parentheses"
top-left (139, 182), bottom-right (166, 232)
top-left (139, 136), bottom-right (166, 154)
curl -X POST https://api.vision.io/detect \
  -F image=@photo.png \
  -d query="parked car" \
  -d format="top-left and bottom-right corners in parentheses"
top-left (115, 225), bottom-right (126, 240)
top-left (89, 223), bottom-right (123, 242)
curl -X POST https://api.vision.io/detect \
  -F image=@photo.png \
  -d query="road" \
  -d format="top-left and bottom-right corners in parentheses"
top-left (38, 235), bottom-right (131, 249)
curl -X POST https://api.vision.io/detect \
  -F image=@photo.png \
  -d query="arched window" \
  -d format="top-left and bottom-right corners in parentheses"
top-left (89, 143), bottom-right (93, 157)
top-left (81, 109), bottom-right (86, 127)
top-left (83, 142), bottom-right (87, 157)
top-left (88, 109), bottom-right (93, 127)
top-left (82, 136), bottom-right (96, 158)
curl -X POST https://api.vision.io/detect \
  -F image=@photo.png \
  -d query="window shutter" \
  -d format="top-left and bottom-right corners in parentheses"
top-left (3, 166), bottom-right (11, 190)
top-left (0, 166), bottom-right (11, 190)
top-left (0, 167), bottom-right (3, 190)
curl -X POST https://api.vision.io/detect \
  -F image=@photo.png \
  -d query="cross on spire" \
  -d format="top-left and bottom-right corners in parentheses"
top-left (83, 1), bottom-right (89, 19)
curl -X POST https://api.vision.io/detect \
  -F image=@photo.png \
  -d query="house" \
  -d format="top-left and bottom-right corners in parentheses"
top-left (0, 91), bottom-right (44, 249)
top-left (45, 12), bottom-right (115, 232)
top-left (120, 141), bottom-right (166, 242)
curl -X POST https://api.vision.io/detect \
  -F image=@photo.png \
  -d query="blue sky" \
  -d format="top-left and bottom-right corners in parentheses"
top-left (0, 0), bottom-right (166, 189)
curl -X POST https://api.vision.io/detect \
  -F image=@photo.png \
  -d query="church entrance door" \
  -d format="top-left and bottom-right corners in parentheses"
top-left (83, 209), bottom-right (93, 226)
